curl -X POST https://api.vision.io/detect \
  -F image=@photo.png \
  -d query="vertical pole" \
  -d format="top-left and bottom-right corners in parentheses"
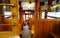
top-left (35, 0), bottom-right (39, 38)
top-left (44, 10), bottom-right (48, 19)
top-left (19, 1), bottom-right (21, 20)
top-left (48, 0), bottom-right (52, 12)
top-left (10, 0), bottom-right (20, 34)
top-left (56, 0), bottom-right (59, 12)
top-left (0, 1), bottom-right (4, 30)
top-left (0, 0), bottom-right (5, 24)
top-left (19, 1), bottom-right (23, 34)
top-left (0, 5), bottom-right (3, 23)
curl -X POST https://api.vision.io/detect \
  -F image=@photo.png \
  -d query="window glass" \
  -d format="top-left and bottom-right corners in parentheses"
top-left (44, 1), bottom-right (48, 10)
top-left (52, 0), bottom-right (56, 12)
top-left (41, 12), bottom-right (60, 19)
top-left (23, 15), bottom-right (25, 20)
top-left (3, 6), bottom-right (12, 18)
top-left (25, 11), bottom-right (28, 13)
top-left (41, 12), bottom-right (45, 19)
top-left (29, 15), bottom-right (32, 18)
top-left (0, 0), bottom-right (12, 31)
top-left (21, 2), bottom-right (35, 10)
top-left (26, 15), bottom-right (29, 20)
top-left (58, 0), bottom-right (60, 12)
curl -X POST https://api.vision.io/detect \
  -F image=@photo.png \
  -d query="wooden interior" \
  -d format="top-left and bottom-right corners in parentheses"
top-left (34, 19), bottom-right (60, 38)
top-left (0, 0), bottom-right (60, 38)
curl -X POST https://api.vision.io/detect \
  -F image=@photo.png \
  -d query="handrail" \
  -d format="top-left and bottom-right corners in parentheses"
top-left (0, 14), bottom-right (15, 17)
top-left (0, 23), bottom-right (16, 26)
top-left (0, 4), bottom-right (14, 7)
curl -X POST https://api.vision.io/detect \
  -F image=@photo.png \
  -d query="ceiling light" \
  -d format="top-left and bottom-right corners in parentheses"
top-left (29, 1), bottom-right (32, 4)
top-left (3, 6), bottom-right (6, 9)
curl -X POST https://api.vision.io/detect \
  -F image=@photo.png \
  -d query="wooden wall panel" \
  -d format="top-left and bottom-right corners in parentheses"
top-left (35, 19), bottom-right (60, 38)
top-left (38, 21), bottom-right (43, 38)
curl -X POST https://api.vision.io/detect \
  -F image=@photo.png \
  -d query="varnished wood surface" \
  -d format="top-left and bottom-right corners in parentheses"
top-left (34, 19), bottom-right (60, 38)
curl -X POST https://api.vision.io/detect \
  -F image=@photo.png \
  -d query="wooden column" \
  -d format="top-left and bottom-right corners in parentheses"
top-left (0, 6), bottom-right (3, 23)
top-left (0, 2), bottom-right (4, 30)
top-left (19, 1), bottom-right (21, 20)
top-left (19, 1), bottom-right (24, 33)
top-left (35, 0), bottom-right (39, 38)
top-left (10, 0), bottom-right (20, 34)
top-left (48, 0), bottom-right (52, 12)
top-left (56, 0), bottom-right (59, 12)
top-left (0, 0), bottom-right (9, 31)
top-left (19, 1), bottom-right (23, 21)
top-left (40, 2), bottom-right (44, 19)
top-left (44, 10), bottom-right (48, 19)
top-left (0, 1), bottom-right (5, 24)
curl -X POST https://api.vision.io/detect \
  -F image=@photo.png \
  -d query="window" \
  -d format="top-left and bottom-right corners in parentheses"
top-left (23, 11), bottom-right (33, 20)
top-left (44, 1), bottom-right (48, 10)
top-left (47, 12), bottom-right (60, 19)
top-left (26, 15), bottom-right (29, 20)
top-left (0, 0), bottom-right (12, 31)
top-left (41, 12), bottom-right (45, 19)
top-left (58, 0), bottom-right (60, 12)
top-left (3, 6), bottom-right (12, 19)
top-left (41, 0), bottom-right (60, 19)
top-left (41, 12), bottom-right (60, 19)
top-left (21, 2), bottom-right (35, 10)
top-left (23, 15), bottom-right (25, 20)
top-left (52, 0), bottom-right (56, 12)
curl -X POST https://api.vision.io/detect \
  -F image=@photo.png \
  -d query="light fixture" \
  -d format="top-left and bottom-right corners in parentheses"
top-left (25, 11), bottom-right (28, 13)
top-left (29, 0), bottom-right (32, 4)
top-left (29, 1), bottom-right (32, 4)
top-left (3, 5), bottom-right (6, 9)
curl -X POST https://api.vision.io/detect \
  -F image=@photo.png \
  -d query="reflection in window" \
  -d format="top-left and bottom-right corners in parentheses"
top-left (58, 0), bottom-right (60, 12)
top-left (47, 12), bottom-right (60, 18)
top-left (3, 6), bottom-right (11, 11)
top-left (26, 15), bottom-right (29, 20)
top-left (4, 12), bottom-right (12, 18)
top-left (21, 2), bottom-right (35, 10)
top-left (0, 0), bottom-right (12, 31)
top-left (41, 0), bottom-right (60, 19)
top-left (23, 11), bottom-right (33, 20)
top-left (2, 0), bottom-right (12, 19)
top-left (41, 12), bottom-right (45, 19)
top-left (44, 1), bottom-right (48, 10)
top-left (25, 11), bottom-right (28, 13)
top-left (48, 12), bottom-right (60, 19)
top-left (29, 12), bottom-right (31, 13)
top-left (23, 15), bottom-right (33, 20)
top-left (29, 15), bottom-right (32, 18)
top-left (47, 17), bottom-right (55, 19)
top-left (41, 12), bottom-right (60, 19)
top-left (23, 15), bottom-right (25, 20)
top-left (3, 6), bottom-right (12, 19)
top-left (51, 0), bottom-right (60, 12)
top-left (52, 0), bottom-right (56, 12)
